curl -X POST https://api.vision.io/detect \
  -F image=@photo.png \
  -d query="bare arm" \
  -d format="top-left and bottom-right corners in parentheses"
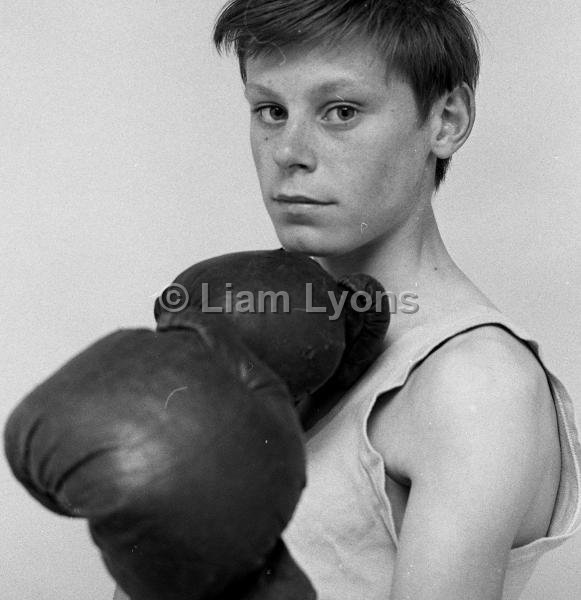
top-left (380, 330), bottom-right (553, 600)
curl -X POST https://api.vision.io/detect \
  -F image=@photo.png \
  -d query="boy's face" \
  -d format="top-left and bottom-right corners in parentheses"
top-left (244, 39), bottom-right (435, 257)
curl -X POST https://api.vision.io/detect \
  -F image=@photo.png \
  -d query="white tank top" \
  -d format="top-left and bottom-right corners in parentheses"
top-left (284, 304), bottom-right (581, 600)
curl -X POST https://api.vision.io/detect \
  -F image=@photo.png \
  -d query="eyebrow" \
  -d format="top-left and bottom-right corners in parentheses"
top-left (244, 78), bottom-right (365, 98)
top-left (243, 83), bottom-right (274, 98)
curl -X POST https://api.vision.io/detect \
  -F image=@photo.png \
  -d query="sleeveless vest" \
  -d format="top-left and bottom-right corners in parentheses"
top-left (284, 304), bottom-right (581, 599)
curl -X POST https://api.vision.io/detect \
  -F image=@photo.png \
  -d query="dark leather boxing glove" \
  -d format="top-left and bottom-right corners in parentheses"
top-left (4, 317), bottom-right (314, 600)
top-left (154, 249), bottom-right (390, 428)
top-left (154, 249), bottom-right (346, 399)
top-left (297, 273), bottom-right (391, 429)
top-left (225, 539), bottom-right (315, 600)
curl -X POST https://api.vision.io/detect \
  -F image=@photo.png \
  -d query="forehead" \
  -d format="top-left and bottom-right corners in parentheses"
top-left (244, 39), bottom-right (393, 95)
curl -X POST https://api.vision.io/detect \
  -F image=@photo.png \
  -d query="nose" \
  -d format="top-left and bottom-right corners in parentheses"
top-left (272, 117), bottom-right (317, 172)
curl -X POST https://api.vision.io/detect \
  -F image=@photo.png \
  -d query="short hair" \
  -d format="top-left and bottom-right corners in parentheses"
top-left (213, 0), bottom-right (480, 189)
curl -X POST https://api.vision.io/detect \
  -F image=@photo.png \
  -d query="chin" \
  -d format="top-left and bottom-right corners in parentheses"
top-left (276, 231), bottom-right (353, 259)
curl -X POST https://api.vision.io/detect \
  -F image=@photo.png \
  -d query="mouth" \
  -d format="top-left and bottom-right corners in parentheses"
top-left (273, 194), bottom-right (334, 206)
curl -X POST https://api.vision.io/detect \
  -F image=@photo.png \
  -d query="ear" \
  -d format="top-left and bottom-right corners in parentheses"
top-left (430, 83), bottom-right (475, 159)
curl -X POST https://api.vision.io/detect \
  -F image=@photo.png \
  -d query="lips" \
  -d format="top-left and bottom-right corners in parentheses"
top-left (273, 194), bottom-right (334, 206)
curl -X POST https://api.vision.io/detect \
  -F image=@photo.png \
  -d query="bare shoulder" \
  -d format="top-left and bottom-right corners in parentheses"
top-left (368, 323), bottom-right (562, 568)
top-left (370, 324), bottom-right (560, 521)
top-left (407, 324), bottom-right (552, 422)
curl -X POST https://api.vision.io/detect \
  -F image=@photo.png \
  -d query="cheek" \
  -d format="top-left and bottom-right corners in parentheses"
top-left (355, 129), bottom-right (429, 196)
top-left (251, 147), bottom-right (279, 208)
top-left (250, 133), bottom-right (271, 182)
top-left (335, 142), bottom-right (394, 205)
top-left (336, 127), bottom-right (395, 182)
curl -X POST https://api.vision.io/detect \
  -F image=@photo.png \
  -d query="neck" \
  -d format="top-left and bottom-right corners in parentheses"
top-left (318, 201), bottom-right (453, 290)
top-left (316, 201), bottom-right (477, 343)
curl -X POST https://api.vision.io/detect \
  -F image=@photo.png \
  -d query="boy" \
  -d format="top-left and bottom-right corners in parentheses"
top-left (115, 1), bottom-right (581, 598)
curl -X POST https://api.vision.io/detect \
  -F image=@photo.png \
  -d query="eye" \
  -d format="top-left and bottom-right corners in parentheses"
top-left (254, 105), bottom-right (287, 124)
top-left (325, 105), bottom-right (359, 123)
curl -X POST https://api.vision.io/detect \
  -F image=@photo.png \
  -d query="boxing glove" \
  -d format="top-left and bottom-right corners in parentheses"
top-left (155, 249), bottom-right (390, 428)
top-left (4, 316), bottom-right (314, 600)
top-left (297, 273), bottom-right (391, 429)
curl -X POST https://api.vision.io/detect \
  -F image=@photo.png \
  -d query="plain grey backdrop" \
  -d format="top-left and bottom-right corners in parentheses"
top-left (1, 1), bottom-right (580, 598)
